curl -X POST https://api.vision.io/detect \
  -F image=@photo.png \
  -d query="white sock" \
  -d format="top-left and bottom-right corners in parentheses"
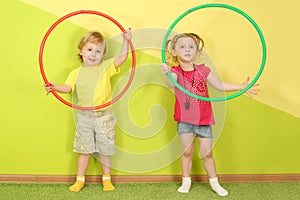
top-left (76, 176), bottom-right (85, 182)
top-left (209, 177), bottom-right (228, 196)
top-left (178, 177), bottom-right (191, 193)
top-left (102, 176), bottom-right (111, 181)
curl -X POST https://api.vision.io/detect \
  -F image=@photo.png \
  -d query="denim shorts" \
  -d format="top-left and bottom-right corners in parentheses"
top-left (177, 122), bottom-right (213, 138)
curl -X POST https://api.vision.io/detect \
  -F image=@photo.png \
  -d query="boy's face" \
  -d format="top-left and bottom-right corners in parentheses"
top-left (80, 42), bottom-right (105, 67)
top-left (172, 37), bottom-right (198, 63)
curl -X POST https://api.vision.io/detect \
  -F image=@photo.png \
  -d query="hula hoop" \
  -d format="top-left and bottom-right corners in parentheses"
top-left (161, 4), bottom-right (266, 102)
top-left (39, 10), bottom-right (136, 110)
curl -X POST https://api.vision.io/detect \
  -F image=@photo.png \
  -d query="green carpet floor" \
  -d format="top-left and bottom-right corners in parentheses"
top-left (0, 182), bottom-right (299, 200)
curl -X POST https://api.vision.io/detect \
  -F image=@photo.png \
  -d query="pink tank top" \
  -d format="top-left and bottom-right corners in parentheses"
top-left (171, 64), bottom-right (215, 125)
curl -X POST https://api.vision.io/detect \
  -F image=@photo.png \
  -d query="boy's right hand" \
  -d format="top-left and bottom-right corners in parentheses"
top-left (160, 63), bottom-right (170, 74)
top-left (44, 82), bottom-right (54, 95)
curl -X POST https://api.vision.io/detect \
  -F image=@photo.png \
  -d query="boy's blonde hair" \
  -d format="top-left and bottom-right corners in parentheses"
top-left (165, 33), bottom-right (204, 64)
top-left (77, 31), bottom-right (106, 62)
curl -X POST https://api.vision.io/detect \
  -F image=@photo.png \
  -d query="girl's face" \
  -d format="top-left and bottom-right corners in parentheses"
top-left (80, 42), bottom-right (105, 67)
top-left (172, 37), bottom-right (198, 63)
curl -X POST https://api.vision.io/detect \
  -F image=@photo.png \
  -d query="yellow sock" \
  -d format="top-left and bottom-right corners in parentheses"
top-left (102, 174), bottom-right (115, 191)
top-left (69, 176), bottom-right (85, 192)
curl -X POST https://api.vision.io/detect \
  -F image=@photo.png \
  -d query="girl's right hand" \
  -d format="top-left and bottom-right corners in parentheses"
top-left (44, 82), bottom-right (54, 95)
top-left (160, 63), bottom-right (170, 74)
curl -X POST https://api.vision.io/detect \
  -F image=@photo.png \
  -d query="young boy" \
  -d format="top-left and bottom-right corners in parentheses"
top-left (45, 29), bottom-right (132, 192)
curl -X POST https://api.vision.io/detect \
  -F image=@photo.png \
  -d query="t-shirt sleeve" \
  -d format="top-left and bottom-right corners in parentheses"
top-left (103, 58), bottom-right (120, 76)
top-left (64, 68), bottom-right (78, 90)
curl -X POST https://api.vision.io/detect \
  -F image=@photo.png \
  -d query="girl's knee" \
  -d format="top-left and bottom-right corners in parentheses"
top-left (200, 150), bottom-right (213, 159)
top-left (182, 145), bottom-right (194, 157)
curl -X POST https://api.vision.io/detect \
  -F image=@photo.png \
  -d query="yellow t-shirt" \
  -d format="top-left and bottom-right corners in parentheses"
top-left (64, 58), bottom-right (119, 110)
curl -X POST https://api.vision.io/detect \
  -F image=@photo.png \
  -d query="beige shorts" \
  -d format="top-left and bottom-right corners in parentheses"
top-left (73, 108), bottom-right (116, 156)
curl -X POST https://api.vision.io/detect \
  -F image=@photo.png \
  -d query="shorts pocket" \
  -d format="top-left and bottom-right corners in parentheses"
top-left (96, 113), bottom-right (116, 139)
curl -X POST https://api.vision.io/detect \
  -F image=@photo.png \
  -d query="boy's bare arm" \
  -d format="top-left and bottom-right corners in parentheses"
top-left (114, 29), bottom-right (132, 67)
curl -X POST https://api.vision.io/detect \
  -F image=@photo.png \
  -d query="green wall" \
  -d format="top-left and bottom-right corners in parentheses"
top-left (0, 0), bottom-right (299, 176)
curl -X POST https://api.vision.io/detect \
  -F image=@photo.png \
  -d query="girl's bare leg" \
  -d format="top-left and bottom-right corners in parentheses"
top-left (197, 137), bottom-right (228, 196)
top-left (178, 133), bottom-right (194, 193)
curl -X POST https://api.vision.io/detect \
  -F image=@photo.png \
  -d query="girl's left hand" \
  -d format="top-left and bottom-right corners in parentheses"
top-left (241, 77), bottom-right (260, 97)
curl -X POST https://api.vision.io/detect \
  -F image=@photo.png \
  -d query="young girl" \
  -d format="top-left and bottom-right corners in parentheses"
top-left (45, 30), bottom-right (132, 192)
top-left (160, 33), bottom-right (259, 196)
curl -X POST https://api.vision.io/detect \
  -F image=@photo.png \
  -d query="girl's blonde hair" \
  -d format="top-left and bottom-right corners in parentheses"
top-left (77, 31), bottom-right (106, 62)
top-left (165, 33), bottom-right (204, 64)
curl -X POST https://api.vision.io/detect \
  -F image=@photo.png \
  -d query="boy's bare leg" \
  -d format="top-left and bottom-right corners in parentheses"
top-left (99, 154), bottom-right (115, 191)
top-left (69, 154), bottom-right (90, 192)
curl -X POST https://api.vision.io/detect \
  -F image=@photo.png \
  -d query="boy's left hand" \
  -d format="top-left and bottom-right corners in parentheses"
top-left (122, 28), bottom-right (132, 40)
